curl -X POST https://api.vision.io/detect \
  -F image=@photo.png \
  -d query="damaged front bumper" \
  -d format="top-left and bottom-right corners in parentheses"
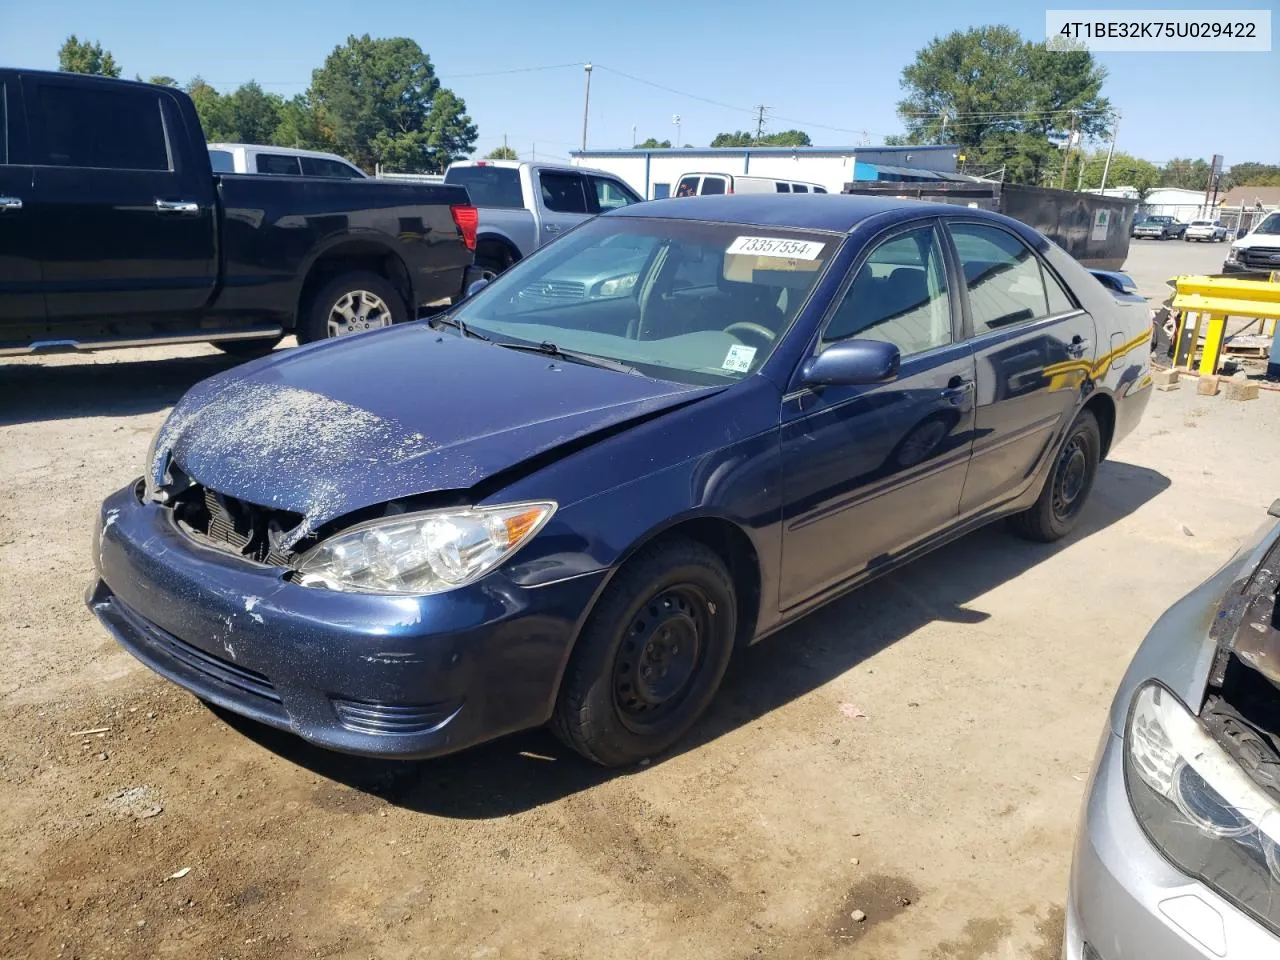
top-left (88, 482), bottom-right (605, 759)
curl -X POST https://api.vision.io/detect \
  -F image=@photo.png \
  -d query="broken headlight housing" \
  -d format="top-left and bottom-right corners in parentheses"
top-left (1125, 682), bottom-right (1280, 935)
top-left (294, 501), bottom-right (556, 595)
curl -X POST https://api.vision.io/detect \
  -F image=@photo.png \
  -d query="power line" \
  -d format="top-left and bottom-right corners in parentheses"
top-left (593, 64), bottom-right (754, 116)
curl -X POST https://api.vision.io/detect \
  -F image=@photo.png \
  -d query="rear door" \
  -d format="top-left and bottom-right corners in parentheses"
top-left (0, 72), bottom-right (44, 330)
top-left (23, 74), bottom-right (217, 326)
top-left (698, 175), bottom-right (728, 196)
top-left (944, 219), bottom-right (1098, 514)
top-left (535, 169), bottom-right (592, 244)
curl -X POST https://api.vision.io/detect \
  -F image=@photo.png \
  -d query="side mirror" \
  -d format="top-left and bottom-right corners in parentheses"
top-left (800, 339), bottom-right (901, 387)
top-left (466, 277), bottom-right (492, 297)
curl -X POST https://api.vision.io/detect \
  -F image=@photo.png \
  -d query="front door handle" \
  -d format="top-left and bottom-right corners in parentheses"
top-left (0, 196), bottom-right (22, 211)
top-left (1066, 335), bottom-right (1091, 359)
top-left (940, 376), bottom-right (974, 403)
top-left (154, 199), bottom-right (200, 215)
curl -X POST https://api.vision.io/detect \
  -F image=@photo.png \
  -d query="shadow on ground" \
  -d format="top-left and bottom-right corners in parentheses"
top-left (215, 458), bottom-right (1171, 818)
top-left (0, 353), bottom-right (253, 426)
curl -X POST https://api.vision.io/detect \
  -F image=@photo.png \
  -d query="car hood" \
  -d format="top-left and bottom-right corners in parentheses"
top-left (151, 324), bottom-right (721, 549)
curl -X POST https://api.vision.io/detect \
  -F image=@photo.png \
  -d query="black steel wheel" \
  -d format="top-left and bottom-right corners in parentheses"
top-left (1009, 409), bottom-right (1102, 543)
top-left (553, 539), bottom-right (737, 766)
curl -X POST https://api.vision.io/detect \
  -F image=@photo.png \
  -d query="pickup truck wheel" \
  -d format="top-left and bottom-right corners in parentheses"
top-left (300, 272), bottom-right (407, 344)
top-left (552, 539), bottom-right (736, 767)
top-left (213, 335), bottom-right (284, 357)
top-left (1008, 409), bottom-right (1101, 543)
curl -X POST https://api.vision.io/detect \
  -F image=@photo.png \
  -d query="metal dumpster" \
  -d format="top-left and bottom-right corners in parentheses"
top-left (840, 181), bottom-right (1138, 270)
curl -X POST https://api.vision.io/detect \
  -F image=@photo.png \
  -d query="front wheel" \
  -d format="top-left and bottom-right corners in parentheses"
top-left (298, 271), bottom-right (407, 345)
top-left (552, 539), bottom-right (737, 766)
top-left (1009, 409), bottom-right (1102, 543)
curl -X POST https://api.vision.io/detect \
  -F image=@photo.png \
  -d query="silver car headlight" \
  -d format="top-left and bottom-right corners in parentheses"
top-left (594, 272), bottom-right (638, 298)
top-left (1226, 246), bottom-right (1242, 264)
top-left (294, 501), bottom-right (556, 595)
top-left (1125, 682), bottom-right (1280, 933)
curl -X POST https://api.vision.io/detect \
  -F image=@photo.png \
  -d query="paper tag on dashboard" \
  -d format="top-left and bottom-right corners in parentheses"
top-left (726, 236), bottom-right (825, 260)
top-left (722, 344), bottom-right (757, 373)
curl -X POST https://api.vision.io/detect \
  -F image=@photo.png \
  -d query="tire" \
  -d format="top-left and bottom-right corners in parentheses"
top-left (298, 271), bottom-right (407, 345)
top-left (212, 335), bottom-right (284, 358)
top-left (1009, 409), bottom-right (1102, 543)
top-left (552, 539), bottom-right (737, 766)
top-left (474, 240), bottom-right (517, 278)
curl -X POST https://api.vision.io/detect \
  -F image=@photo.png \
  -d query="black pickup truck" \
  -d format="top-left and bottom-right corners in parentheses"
top-left (0, 70), bottom-right (478, 356)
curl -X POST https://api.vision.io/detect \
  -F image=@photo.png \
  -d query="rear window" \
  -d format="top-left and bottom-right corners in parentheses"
top-left (208, 149), bottom-right (235, 173)
top-left (255, 153), bottom-right (302, 175)
top-left (34, 82), bottom-right (169, 170)
top-left (444, 165), bottom-right (523, 208)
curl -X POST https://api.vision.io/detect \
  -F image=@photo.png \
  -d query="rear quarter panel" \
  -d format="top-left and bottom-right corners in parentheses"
top-left (213, 177), bottom-right (472, 327)
top-left (475, 206), bottom-right (538, 258)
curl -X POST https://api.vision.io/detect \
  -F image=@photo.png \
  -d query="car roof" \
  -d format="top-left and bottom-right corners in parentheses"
top-left (206, 143), bottom-right (356, 164)
top-left (607, 194), bottom-right (1001, 234)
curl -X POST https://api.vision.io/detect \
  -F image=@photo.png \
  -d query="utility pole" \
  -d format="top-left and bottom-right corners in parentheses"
top-left (580, 63), bottom-right (593, 152)
top-left (1059, 110), bottom-right (1077, 190)
top-left (754, 105), bottom-right (768, 143)
top-left (631, 124), bottom-right (636, 148)
top-left (1099, 110), bottom-right (1120, 192)
top-left (503, 133), bottom-right (508, 154)
top-left (672, 114), bottom-right (681, 147)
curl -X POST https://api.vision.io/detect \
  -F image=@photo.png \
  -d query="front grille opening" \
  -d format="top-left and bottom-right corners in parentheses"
top-left (166, 479), bottom-right (307, 565)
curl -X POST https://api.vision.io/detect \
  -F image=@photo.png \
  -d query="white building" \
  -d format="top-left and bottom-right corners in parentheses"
top-left (1140, 187), bottom-right (1214, 222)
top-left (570, 145), bottom-right (962, 200)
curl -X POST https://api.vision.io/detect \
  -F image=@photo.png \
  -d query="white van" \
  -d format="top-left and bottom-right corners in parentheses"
top-left (671, 172), bottom-right (828, 197)
top-left (1224, 211), bottom-right (1280, 273)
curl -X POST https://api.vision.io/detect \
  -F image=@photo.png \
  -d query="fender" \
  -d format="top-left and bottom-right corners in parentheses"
top-left (292, 228), bottom-right (414, 319)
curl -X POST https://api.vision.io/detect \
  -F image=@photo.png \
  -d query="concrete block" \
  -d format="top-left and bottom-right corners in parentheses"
top-left (1197, 376), bottom-right (1220, 396)
top-left (1224, 380), bottom-right (1260, 402)
top-left (1151, 369), bottom-right (1179, 387)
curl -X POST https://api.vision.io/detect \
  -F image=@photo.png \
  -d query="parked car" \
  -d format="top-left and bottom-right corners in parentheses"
top-left (89, 195), bottom-right (1152, 767)
top-left (1066, 501), bottom-right (1280, 959)
top-left (442, 160), bottom-right (643, 276)
top-left (1224, 211), bottom-right (1280, 274)
top-left (1133, 215), bottom-right (1187, 240)
top-left (1184, 219), bottom-right (1227, 242)
top-left (0, 70), bottom-right (478, 357)
top-left (207, 143), bottom-right (367, 179)
top-left (674, 173), bottom-right (830, 197)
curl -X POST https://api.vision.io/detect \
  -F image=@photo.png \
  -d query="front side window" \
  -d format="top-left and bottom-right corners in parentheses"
top-left (824, 225), bottom-right (952, 356)
top-left (539, 172), bottom-right (589, 213)
top-left (675, 176), bottom-right (699, 198)
top-left (448, 217), bottom-right (837, 385)
top-left (949, 222), bottom-right (1052, 334)
top-left (591, 176), bottom-right (639, 210)
top-left (34, 83), bottom-right (169, 170)
top-left (255, 153), bottom-right (303, 175)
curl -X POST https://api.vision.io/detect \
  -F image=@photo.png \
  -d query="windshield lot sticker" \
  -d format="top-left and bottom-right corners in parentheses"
top-left (722, 344), bottom-right (757, 373)
top-left (726, 236), bottom-right (825, 260)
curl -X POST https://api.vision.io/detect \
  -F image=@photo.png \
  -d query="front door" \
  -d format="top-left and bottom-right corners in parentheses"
top-left (0, 75), bottom-right (43, 333)
top-left (780, 222), bottom-right (976, 608)
top-left (22, 73), bottom-right (217, 328)
top-left (536, 170), bottom-right (592, 246)
top-left (944, 220), bottom-right (1099, 514)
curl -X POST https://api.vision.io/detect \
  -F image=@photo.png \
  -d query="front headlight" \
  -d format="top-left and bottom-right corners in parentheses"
top-left (1226, 246), bottom-right (1242, 263)
top-left (1125, 682), bottom-right (1280, 933)
top-left (294, 501), bottom-right (556, 595)
top-left (595, 273), bottom-right (638, 297)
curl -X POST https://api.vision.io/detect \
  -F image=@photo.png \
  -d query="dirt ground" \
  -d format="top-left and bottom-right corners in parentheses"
top-left (3, 240), bottom-right (1277, 960)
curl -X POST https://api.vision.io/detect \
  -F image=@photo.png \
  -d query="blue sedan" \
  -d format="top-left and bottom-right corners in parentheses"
top-left (89, 195), bottom-right (1153, 766)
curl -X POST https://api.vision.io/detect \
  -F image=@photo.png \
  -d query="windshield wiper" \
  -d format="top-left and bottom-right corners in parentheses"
top-left (494, 339), bottom-right (643, 376)
top-left (429, 313), bottom-right (490, 341)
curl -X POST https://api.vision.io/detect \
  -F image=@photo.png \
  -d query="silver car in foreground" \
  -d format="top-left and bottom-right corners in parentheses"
top-left (1067, 503), bottom-right (1280, 958)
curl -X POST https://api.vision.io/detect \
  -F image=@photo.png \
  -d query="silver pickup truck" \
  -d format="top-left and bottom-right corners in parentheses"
top-left (443, 161), bottom-right (643, 275)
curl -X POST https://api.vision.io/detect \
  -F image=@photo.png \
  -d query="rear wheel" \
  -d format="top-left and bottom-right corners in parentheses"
top-left (552, 539), bottom-right (737, 766)
top-left (1009, 409), bottom-right (1101, 543)
top-left (298, 271), bottom-right (407, 345)
top-left (474, 240), bottom-right (518, 278)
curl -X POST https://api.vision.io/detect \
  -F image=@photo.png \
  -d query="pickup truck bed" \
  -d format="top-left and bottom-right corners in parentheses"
top-left (0, 70), bottom-right (478, 356)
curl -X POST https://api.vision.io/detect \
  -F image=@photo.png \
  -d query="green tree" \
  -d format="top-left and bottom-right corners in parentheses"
top-left (1160, 157), bottom-right (1212, 190)
top-left (711, 131), bottom-right (754, 147)
top-left (485, 145), bottom-right (518, 160)
top-left (58, 35), bottom-right (121, 77)
top-left (1069, 150), bottom-right (1160, 195)
top-left (894, 26), bottom-right (1109, 185)
top-left (187, 77), bottom-right (237, 141)
top-left (226, 81), bottom-right (284, 144)
top-left (272, 94), bottom-right (333, 150)
top-left (147, 75), bottom-right (179, 87)
top-left (308, 35), bottom-right (477, 173)
top-left (758, 129), bottom-right (812, 147)
top-left (1223, 162), bottom-right (1280, 189)
top-left (636, 137), bottom-right (672, 148)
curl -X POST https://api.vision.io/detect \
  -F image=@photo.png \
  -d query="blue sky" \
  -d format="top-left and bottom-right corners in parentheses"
top-left (2, 0), bottom-right (1276, 168)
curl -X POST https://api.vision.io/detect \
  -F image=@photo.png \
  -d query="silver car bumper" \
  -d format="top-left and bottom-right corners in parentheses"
top-left (1066, 730), bottom-right (1280, 959)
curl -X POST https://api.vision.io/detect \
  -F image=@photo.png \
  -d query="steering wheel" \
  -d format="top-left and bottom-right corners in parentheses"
top-left (723, 322), bottom-right (777, 347)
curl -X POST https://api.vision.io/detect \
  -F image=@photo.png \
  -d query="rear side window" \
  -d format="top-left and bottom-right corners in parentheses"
top-left (699, 177), bottom-right (727, 195)
top-left (775, 183), bottom-right (791, 193)
top-left (444, 165), bottom-right (523, 207)
top-left (208, 149), bottom-right (235, 173)
top-left (791, 184), bottom-right (809, 193)
top-left (33, 83), bottom-right (169, 170)
top-left (539, 171), bottom-right (589, 213)
top-left (301, 156), bottom-right (364, 179)
top-left (1043, 266), bottom-right (1076, 315)
top-left (814, 186), bottom-right (828, 194)
top-left (255, 153), bottom-right (303, 175)
top-left (949, 222), bottom-right (1052, 333)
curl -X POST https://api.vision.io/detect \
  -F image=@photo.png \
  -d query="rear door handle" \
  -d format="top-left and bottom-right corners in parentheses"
top-left (545, 223), bottom-right (562, 234)
top-left (0, 196), bottom-right (22, 211)
top-left (154, 199), bottom-right (200, 215)
top-left (940, 377), bottom-right (974, 403)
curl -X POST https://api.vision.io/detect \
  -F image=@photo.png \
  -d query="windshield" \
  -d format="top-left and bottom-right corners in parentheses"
top-left (448, 217), bottom-right (839, 385)
top-left (1254, 213), bottom-right (1280, 236)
